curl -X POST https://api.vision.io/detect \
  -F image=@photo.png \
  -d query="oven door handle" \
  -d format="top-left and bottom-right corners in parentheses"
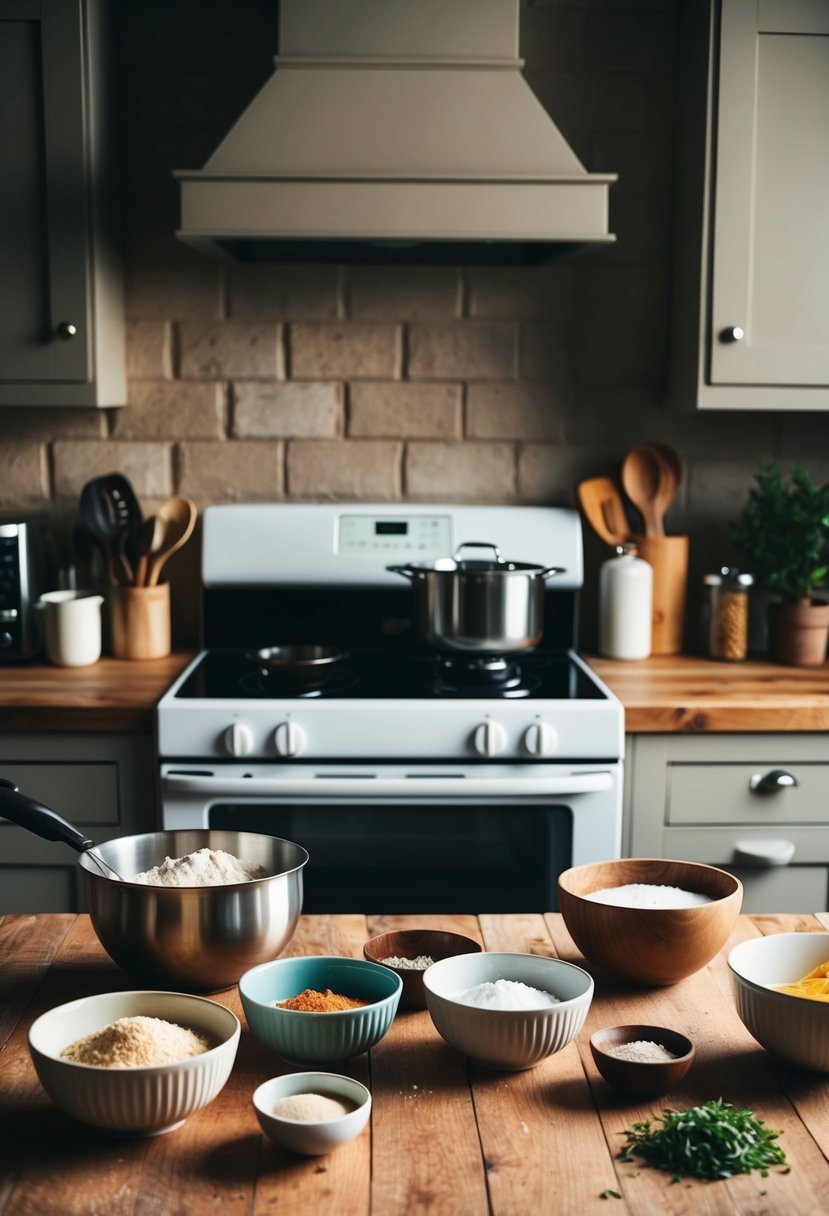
top-left (162, 772), bottom-right (614, 798)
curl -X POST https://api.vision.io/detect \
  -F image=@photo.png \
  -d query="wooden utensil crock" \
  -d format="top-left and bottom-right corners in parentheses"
top-left (634, 534), bottom-right (688, 655)
top-left (109, 583), bottom-right (171, 660)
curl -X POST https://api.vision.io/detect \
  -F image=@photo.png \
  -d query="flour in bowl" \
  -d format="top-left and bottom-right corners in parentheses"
top-left (132, 847), bottom-right (267, 887)
top-left (450, 979), bottom-right (560, 1010)
top-left (586, 883), bottom-right (712, 909)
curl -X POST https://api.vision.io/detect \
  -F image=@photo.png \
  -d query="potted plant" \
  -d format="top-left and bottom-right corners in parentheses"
top-left (731, 460), bottom-right (829, 666)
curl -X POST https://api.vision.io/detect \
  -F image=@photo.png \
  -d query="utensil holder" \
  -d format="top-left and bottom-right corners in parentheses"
top-left (109, 582), bottom-right (170, 660)
top-left (633, 535), bottom-right (689, 655)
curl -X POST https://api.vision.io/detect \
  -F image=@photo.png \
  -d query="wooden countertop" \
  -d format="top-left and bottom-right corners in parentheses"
top-left (587, 654), bottom-right (829, 732)
top-left (1, 652), bottom-right (828, 735)
top-left (2, 912), bottom-right (827, 1215)
top-left (0, 653), bottom-right (194, 732)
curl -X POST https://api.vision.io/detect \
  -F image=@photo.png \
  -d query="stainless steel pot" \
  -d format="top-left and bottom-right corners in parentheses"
top-left (388, 541), bottom-right (565, 654)
top-left (0, 781), bottom-right (308, 991)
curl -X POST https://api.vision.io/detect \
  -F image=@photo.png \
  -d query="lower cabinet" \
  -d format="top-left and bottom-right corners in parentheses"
top-left (624, 734), bottom-right (829, 914)
top-left (0, 735), bottom-right (156, 913)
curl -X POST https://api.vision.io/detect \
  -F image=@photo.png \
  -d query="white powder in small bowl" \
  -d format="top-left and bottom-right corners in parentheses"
top-left (450, 979), bottom-right (560, 1010)
top-left (274, 1092), bottom-right (354, 1122)
top-left (381, 954), bottom-right (435, 970)
top-left (585, 883), bottom-right (712, 909)
top-left (606, 1039), bottom-right (678, 1063)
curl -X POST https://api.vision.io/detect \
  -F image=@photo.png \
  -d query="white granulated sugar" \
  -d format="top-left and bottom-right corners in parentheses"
top-left (450, 979), bottom-right (560, 1010)
top-left (585, 882), bottom-right (712, 909)
top-left (132, 847), bottom-right (267, 887)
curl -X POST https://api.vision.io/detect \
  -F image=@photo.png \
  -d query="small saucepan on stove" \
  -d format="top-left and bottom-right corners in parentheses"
top-left (0, 779), bottom-right (308, 991)
top-left (388, 542), bottom-right (566, 654)
top-left (248, 644), bottom-right (349, 688)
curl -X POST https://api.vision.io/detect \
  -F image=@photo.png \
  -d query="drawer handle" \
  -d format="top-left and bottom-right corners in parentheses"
top-left (734, 838), bottom-right (796, 867)
top-left (749, 769), bottom-right (799, 794)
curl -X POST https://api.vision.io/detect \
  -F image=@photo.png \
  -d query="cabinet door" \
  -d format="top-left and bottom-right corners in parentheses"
top-left (710, 0), bottom-right (829, 387)
top-left (0, 0), bottom-right (124, 407)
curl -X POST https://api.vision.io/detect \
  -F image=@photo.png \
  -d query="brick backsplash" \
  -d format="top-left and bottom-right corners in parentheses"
top-left (3, 0), bottom-right (829, 651)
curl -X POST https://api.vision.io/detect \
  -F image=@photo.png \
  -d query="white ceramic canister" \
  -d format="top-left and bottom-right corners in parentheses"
top-left (598, 543), bottom-right (653, 660)
top-left (37, 590), bottom-right (104, 667)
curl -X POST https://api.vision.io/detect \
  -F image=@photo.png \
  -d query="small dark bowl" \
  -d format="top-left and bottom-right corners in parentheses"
top-left (589, 1024), bottom-right (695, 1099)
top-left (363, 929), bottom-right (482, 1010)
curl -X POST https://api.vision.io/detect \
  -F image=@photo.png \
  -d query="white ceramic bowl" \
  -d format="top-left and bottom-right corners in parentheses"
top-left (252, 1071), bottom-right (371, 1156)
top-left (28, 990), bottom-right (240, 1136)
top-left (423, 951), bottom-right (593, 1071)
top-left (728, 932), bottom-right (829, 1072)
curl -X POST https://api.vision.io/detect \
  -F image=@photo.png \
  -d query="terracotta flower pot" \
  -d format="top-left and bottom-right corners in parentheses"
top-left (768, 598), bottom-right (829, 667)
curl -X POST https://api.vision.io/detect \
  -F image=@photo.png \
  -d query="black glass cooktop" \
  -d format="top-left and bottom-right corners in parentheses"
top-left (174, 649), bottom-right (608, 702)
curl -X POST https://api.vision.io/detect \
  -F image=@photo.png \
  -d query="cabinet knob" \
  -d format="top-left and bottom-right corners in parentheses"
top-left (720, 325), bottom-right (744, 343)
top-left (56, 322), bottom-right (78, 340)
top-left (749, 768), bottom-right (799, 794)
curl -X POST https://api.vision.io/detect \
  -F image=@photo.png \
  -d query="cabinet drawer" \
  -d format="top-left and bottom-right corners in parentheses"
top-left (0, 763), bottom-right (119, 825)
top-left (665, 825), bottom-right (829, 866)
top-left (666, 762), bottom-right (825, 826)
top-left (733, 866), bottom-right (828, 916)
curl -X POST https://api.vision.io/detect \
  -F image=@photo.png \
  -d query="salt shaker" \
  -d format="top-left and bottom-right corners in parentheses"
top-left (599, 543), bottom-right (653, 660)
top-left (703, 567), bottom-right (753, 661)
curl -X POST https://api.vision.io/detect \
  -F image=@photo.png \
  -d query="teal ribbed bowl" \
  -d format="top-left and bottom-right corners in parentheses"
top-left (239, 955), bottom-right (402, 1065)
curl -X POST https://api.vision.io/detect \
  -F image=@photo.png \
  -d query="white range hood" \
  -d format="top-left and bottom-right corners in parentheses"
top-left (176, 0), bottom-right (616, 264)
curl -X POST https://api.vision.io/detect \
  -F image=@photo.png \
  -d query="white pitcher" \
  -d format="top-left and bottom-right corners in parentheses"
top-left (37, 590), bottom-right (104, 667)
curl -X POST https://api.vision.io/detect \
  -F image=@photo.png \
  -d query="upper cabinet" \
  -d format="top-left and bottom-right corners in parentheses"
top-left (0, 0), bottom-right (124, 408)
top-left (671, 0), bottom-right (829, 411)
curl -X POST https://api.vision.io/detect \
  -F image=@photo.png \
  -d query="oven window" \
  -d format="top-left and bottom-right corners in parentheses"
top-left (207, 803), bottom-right (572, 914)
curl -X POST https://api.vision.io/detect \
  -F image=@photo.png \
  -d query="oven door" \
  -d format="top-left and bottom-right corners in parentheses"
top-left (160, 764), bottom-right (621, 914)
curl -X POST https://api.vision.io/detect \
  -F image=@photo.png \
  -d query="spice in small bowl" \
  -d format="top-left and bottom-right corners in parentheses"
top-left (253, 1071), bottom-right (371, 1156)
top-left (590, 1024), bottom-right (694, 1099)
top-left (363, 928), bottom-right (482, 1010)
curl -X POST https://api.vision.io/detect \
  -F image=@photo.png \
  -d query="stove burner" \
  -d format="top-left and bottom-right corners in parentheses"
top-left (412, 654), bottom-right (541, 699)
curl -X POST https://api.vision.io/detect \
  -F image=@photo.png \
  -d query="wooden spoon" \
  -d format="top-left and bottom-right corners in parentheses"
top-left (577, 477), bottom-right (631, 547)
top-left (133, 514), bottom-right (166, 587)
top-left (144, 497), bottom-right (197, 587)
top-left (621, 446), bottom-right (664, 537)
top-left (643, 442), bottom-right (682, 528)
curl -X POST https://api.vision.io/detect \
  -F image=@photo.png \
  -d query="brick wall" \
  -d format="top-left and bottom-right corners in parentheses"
top-left (3, 0), bottom-right (829, 648)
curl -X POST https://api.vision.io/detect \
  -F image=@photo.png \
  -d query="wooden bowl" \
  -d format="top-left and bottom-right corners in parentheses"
top-left (363, 929), bottom-right (482, 1010)
top-left (557, 858), bottom-right (742, 986)
top-left (590, 1024), bottom-right (695, 1098)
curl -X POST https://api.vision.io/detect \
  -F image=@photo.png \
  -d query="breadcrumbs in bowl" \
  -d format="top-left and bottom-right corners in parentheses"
top-left (28, 990), bottom-right (240, 1136)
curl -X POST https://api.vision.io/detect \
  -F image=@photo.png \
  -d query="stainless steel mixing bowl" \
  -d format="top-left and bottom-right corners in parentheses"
top-left (78, 830), bottom-right (308, 991)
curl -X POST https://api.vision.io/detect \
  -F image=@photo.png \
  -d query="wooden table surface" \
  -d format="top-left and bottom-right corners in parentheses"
top-left (1, 912), bottom-right (828, 1215)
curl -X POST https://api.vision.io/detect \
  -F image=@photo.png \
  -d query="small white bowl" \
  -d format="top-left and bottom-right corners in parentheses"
top-left (728, 932), bottom-right (829, 1072)
top-left (28, 990), bottom-right (240, 1136)
top-left (423, 951), bottom-right (593, 1071)
top-left (252, 1071), bottom-right (371, 1155)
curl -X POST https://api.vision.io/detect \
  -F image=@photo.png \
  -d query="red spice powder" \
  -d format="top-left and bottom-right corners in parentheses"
top-left (274, 987), bottom-right (368, 1012)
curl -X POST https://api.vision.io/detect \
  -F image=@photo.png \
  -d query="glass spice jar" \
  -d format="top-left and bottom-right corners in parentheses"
top-left (703, 568), bottom-right (753, 661)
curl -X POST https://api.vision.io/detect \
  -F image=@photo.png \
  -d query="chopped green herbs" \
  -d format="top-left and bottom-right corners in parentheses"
top-left (617, 1099), bottom-right (788, 1182)
top-left (599, 1189), bottom-right (622, 1199)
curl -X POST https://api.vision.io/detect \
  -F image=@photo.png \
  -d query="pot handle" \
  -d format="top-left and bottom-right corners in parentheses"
top-left (0, 777), bottom-right (94, 855)
top-left (539, 566), bottom-right (567, 579)
top-left (387, 564), bottom-right (418, 580)
top-left (453, 541), bottom-right (503, 564)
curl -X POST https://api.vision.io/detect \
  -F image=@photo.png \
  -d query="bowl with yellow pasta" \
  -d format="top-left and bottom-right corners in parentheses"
top-left (728, 932), bottom-right (829, 1071)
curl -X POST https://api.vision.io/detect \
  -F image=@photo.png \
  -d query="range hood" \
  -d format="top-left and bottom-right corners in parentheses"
top-left (175, 0), bottom-right (616, 265)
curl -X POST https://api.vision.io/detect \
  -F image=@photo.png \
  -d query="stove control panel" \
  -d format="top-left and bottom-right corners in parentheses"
top-left (472, 719), bottom-right (508, 757)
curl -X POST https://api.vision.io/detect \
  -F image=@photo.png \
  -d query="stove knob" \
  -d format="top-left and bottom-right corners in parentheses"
top-left (473, 719), bottom-right (508, 757)
top-left (523, 721), bottom-right (558, 757)
top-left (274, 720), bottom-right (307, 758)
top-left (223, 722), bottom-right (254, 757)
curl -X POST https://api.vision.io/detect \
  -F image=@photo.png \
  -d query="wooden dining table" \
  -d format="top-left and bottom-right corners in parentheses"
top-left (1, 911), bottom-right (828, 1215)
